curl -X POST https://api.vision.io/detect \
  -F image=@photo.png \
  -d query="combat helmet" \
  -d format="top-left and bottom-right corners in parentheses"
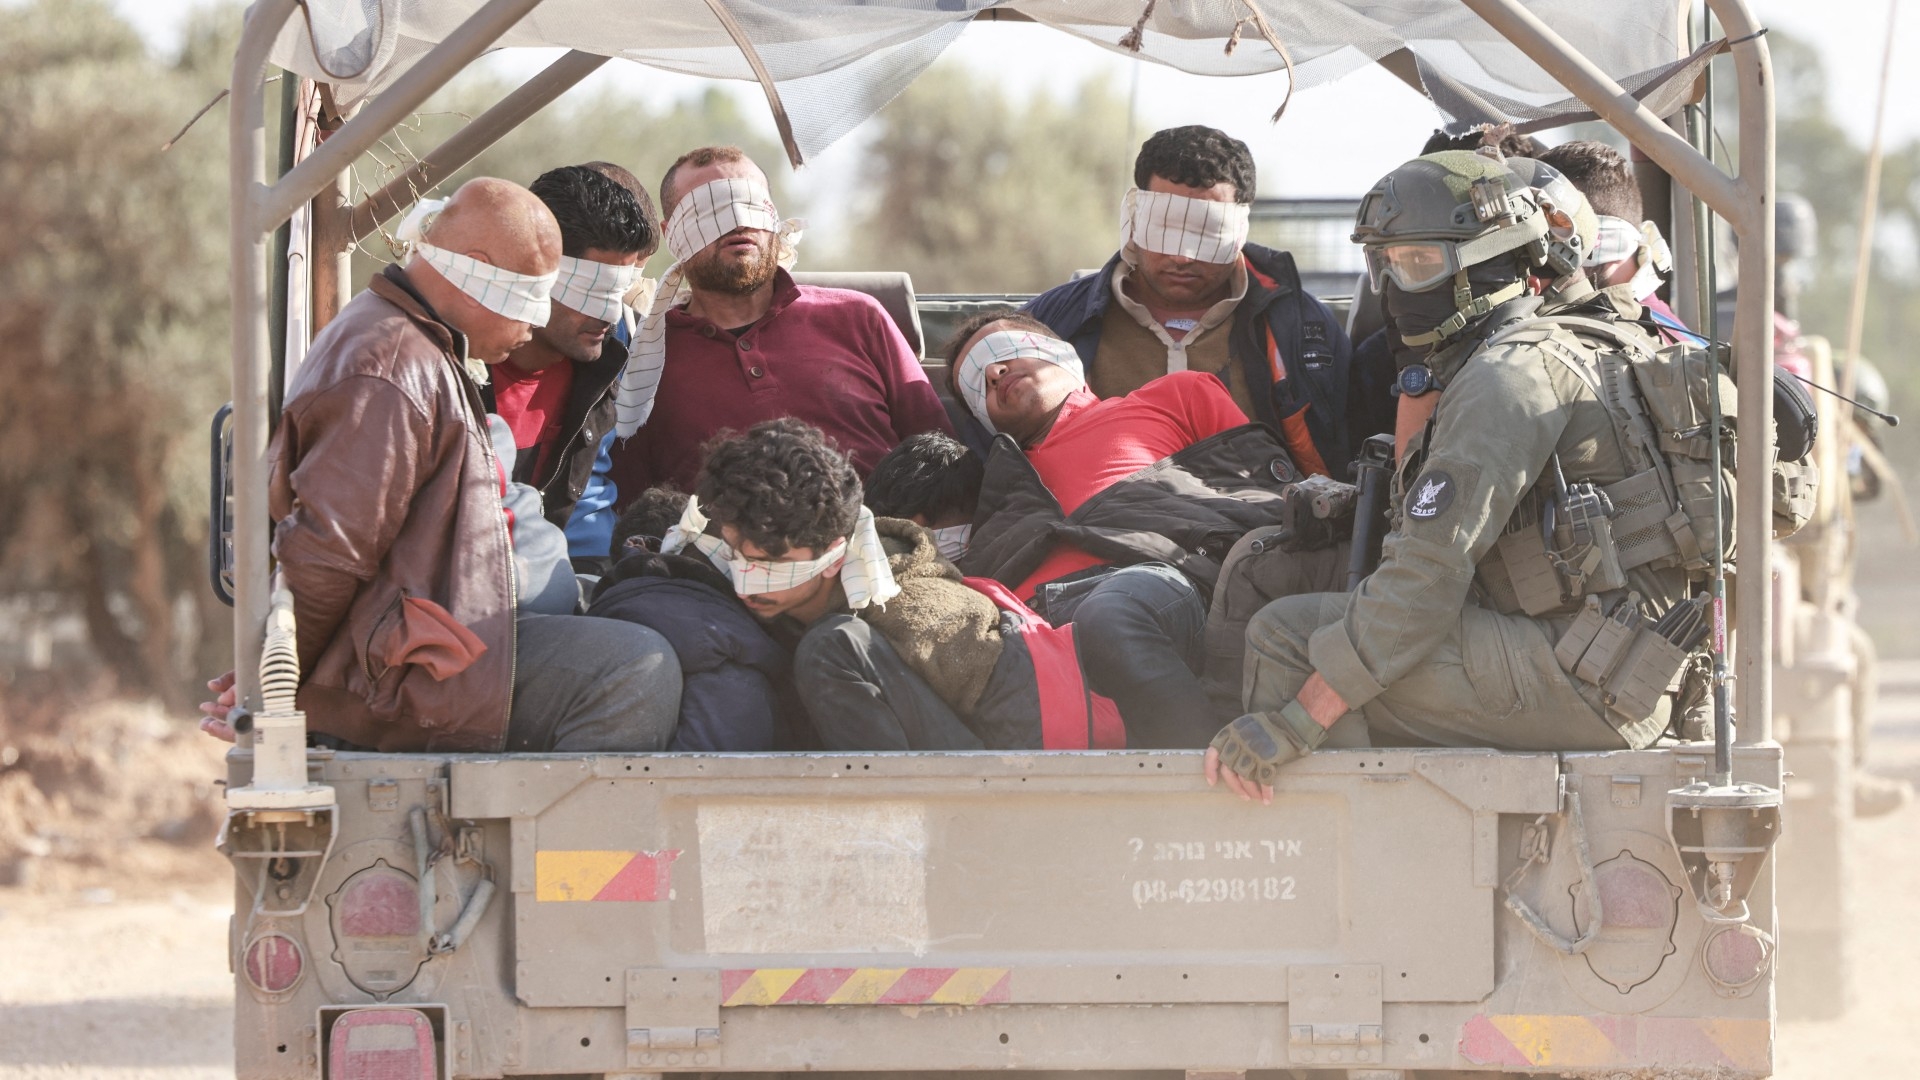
top-left (1352, 150), bottom-right (1554, 346)
top-left (1506, 156), bottom-right (1598, 277)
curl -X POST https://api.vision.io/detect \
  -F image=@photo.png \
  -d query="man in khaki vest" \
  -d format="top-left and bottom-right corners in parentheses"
top-left (1021, 126), bottom-right (1382, 480)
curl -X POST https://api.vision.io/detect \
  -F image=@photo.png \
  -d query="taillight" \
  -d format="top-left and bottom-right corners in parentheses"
top-left (327, 1009), bottom-right (436, 1080)
top-left (337, 866), bottom-right (421, 936)
top-left (329, 863), bottom-right (428, 994)
top-left (243, 932), bottom-right (304, 994)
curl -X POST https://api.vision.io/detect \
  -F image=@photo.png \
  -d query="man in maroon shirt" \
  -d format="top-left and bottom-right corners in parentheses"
top-left (607, 146), bottom-right (952, 499)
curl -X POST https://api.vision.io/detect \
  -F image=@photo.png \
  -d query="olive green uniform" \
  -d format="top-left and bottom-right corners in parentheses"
top-left (1243, 294), bottom-right (1687, 751)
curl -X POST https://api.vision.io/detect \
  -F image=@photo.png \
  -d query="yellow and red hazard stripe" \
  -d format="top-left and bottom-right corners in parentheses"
top-left (721, 968), bottom-right (1010, 1007)
top-left (535, 850), bottom-right (680, 901)
top-left (1459, 1013), bottom-right (1769, 1072)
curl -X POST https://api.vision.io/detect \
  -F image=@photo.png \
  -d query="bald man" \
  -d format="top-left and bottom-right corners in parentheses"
top-left (265, 177), bottom-right (682, 753)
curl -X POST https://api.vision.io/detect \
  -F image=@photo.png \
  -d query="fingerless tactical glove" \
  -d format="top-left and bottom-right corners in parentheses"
top-left (1210, 700), bottom-right (1327, 785)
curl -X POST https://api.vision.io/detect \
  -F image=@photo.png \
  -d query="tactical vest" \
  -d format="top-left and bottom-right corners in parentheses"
top-left (1479, 313), bottom-right (1823, 607)
top-left (1470, 315), bottom-right (1798, 735)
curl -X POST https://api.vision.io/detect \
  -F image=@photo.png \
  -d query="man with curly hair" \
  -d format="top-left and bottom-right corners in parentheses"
top-left (1023, 125), bottom-right (1382, 480)
top-left (678, 419), bottom-right (1120, 752)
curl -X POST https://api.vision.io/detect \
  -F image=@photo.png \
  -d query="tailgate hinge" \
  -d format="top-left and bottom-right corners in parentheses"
top-left (1287, 964), bottom-right (1384, 1067)
top-left (625, 969), bottom-right (720, 1064)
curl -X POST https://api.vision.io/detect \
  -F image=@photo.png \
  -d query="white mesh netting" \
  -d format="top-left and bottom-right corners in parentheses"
top-left (271, 0), bottom-right (1689, 163)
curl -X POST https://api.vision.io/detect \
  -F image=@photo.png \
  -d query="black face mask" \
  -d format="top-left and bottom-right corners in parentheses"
top-left (1381, 282), bottom-right (1460, 370)
top-left (1381, 260), bottom-right (1529, 369)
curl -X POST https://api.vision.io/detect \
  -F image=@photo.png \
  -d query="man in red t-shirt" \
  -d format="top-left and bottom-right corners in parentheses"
top-left (483, 164), bottom-right (655, 544)
top-left (950, 313), bottom-right (1291, 748)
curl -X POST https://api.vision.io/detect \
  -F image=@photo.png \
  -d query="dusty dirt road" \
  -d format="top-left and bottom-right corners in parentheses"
top-left (1, 670), bottom-right (1916, 1079)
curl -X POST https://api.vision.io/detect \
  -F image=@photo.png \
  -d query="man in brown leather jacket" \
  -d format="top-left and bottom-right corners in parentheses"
top-left (247, 178), bottom-right (681, 753)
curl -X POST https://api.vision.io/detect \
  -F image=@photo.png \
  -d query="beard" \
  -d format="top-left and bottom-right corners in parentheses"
top-left (682, 231), bottom-right (779, 295)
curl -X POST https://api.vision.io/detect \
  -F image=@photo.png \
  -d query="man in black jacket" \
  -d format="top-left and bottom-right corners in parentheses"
top-left (485, 164), bottom-right (658, 570)
top-left (587, 487), bottom-right (793, 751)
top-left (1023, 126), bottom-right (1390, 480)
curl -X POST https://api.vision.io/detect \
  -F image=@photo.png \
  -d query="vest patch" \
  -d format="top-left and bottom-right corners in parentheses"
top-left (1408, 470), bottom-right (1456, 519)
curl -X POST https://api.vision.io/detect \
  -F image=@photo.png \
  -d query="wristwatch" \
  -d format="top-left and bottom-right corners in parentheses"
top-left (1395, 363), bottom-right (1437, 398)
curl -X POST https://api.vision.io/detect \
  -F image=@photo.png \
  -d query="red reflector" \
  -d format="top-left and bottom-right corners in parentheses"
top-left (243, 933), bottom-right (304, 994)
top-left (1703, 926), bottom-right (1772, 989)
top-left (328, 1009), bottom-right (436, 1080)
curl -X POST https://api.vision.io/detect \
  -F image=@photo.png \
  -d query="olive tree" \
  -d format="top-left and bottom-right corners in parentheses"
top-left (828, 64), bottom-right (1130, 294)
top-left (0, 0), bottom-right (236, 706)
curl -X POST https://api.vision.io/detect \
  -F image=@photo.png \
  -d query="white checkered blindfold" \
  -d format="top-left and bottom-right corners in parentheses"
top-left (551, 256), bottom-right (642, 325)
top-left (1586, 216), bottom-right (1674, 302)
top-left (662, 496), bottom-right (899, 609)
top-left (398, 197), bottom-right (555, 326)
top-left (1586, 215), bottom-right (1645, 266)
top-left (956, 330), bottom-right (1085, 434)
top-left (1121, 187), bottom-right (1251, 265)
top-left (664, 177), bottom-right (782, 263)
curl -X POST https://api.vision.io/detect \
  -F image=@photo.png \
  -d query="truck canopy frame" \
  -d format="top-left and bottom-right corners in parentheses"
top-left (224, 0), bottom-right (1776, 762)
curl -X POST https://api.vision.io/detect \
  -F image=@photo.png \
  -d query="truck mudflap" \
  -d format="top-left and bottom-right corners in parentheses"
top-left (230, 745), bottom-right (1779, 1077)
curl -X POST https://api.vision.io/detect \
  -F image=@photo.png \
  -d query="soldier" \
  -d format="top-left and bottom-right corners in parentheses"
top-left (1209, 151), bottom-right (1714, 801)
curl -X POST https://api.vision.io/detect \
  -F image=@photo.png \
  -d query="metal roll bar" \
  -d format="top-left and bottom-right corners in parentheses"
top-left (1458, 0), bottom-right (1774, 748)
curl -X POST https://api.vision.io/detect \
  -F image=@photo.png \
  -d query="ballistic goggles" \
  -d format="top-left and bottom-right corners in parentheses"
top-left (1360, 207), bottom-right (1550, 294)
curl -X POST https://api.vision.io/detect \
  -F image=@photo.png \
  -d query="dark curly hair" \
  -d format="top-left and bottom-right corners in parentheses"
top-left (1536, 140), bottom-right (1642, 221)
top-left (609, 485), bottom-right (688, 559)
top-left (582, 160), bottom-right (661, 246)
top-left (529, 164), bottom-right (653, 258)
top-left (695, 419), bottom-right (862, 557)
top-left (864, 433), bottom-right (983, 524)
top-left (1133, 126), bottom-right (1255, 203)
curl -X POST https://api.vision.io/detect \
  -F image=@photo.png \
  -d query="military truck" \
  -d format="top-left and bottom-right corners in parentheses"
top-left (213, 2), bottom-right (1792, 1077)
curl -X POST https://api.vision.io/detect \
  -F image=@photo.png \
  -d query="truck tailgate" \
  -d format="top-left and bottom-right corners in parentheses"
top-left (447, 748), bottom-right (1559, 1070)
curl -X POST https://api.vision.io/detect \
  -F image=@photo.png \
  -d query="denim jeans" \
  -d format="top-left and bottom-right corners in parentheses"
top-left (1039, 563), bottom-right (1216, 749)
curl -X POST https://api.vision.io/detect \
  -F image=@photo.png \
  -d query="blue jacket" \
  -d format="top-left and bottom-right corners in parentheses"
top-left (565, 430), bottom-right (619, 565)
top-left (1023, 243), bottom-right (1378, 479)
top-left (588, 552), bottom-right (793, 752)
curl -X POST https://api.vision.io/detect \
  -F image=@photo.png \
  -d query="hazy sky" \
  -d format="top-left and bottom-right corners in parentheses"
top-left (110, 0), bottom-right (1919, 208)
